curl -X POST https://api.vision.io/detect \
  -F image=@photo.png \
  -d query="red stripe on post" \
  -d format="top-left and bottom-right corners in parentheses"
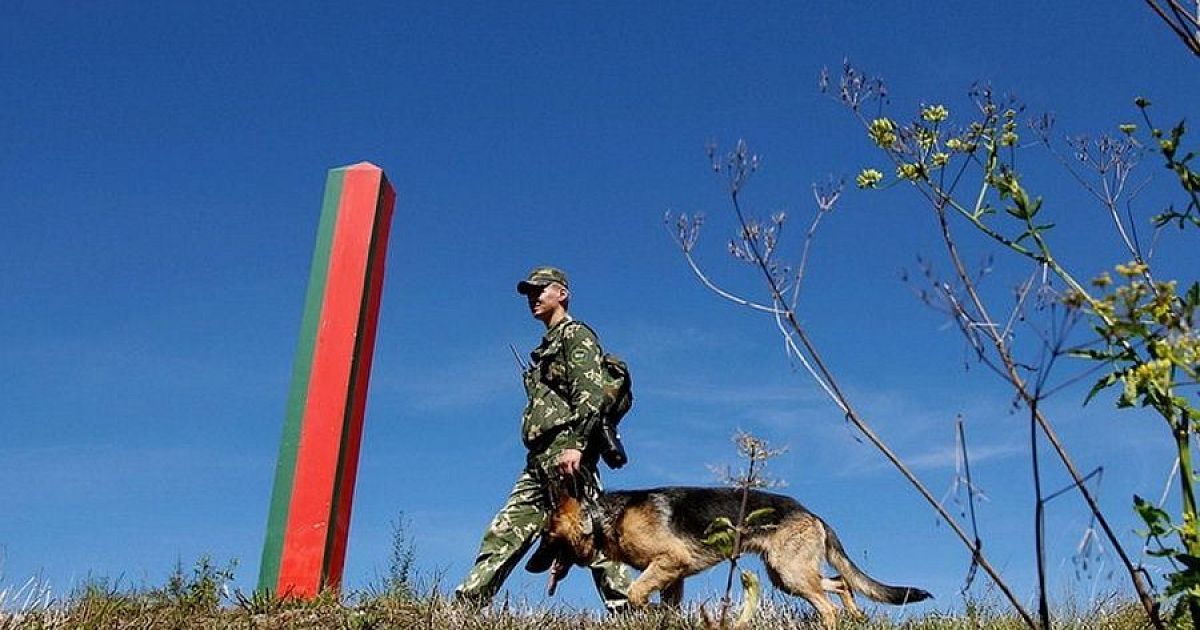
top-left (326, 173), bottom-right (396, 587)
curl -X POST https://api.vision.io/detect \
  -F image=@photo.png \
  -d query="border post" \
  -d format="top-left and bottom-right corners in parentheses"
top-left (259, 162), bottom-right (396, 596)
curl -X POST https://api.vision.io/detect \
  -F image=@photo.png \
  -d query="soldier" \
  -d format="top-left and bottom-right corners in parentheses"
top-left (454, 266), bottom-right (631, 610)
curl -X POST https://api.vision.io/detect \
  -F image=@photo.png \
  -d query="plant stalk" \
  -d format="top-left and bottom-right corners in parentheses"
top-left (1031, 402), bottom-right (1051, 630)
top-left (725, 188), bottom-right (1038, 628)
top-left (1174, 418), bottom-right (1200, 630)
top-left (928, 203), bottom-right (1164, 629)
top-left (720, 449), bottom-right (757, 629)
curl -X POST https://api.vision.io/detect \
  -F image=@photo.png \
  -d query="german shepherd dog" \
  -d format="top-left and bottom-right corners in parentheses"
top-left (538, 486), bottom-right (931, 627)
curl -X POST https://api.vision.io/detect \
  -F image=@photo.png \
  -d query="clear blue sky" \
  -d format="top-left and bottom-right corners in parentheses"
top-left (2, 0), bottom-right (1197, 617)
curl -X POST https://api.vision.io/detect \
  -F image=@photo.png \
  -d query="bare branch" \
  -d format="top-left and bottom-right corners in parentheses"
top-left (1142, 0), bottom-right (1200, 56)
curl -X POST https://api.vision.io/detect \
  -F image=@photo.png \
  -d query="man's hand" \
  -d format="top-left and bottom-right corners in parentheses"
top-left (556, 448), bottom-right (582, 477)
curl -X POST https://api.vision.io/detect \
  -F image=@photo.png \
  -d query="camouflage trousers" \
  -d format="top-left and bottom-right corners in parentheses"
top-left (454, 457), bottom-right (631, 608)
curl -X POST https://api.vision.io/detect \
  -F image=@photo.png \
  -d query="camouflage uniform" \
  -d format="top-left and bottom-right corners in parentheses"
top-left (455, 274), bottom-right (631, 608)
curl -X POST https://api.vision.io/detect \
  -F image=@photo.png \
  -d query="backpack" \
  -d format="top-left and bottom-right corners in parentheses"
top-left (598, 354), bottom-right (633, 427)
top-left (571, 322), bottom-right (632, 468)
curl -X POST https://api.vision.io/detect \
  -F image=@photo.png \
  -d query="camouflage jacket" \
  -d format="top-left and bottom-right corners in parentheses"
top-left (521, 316), bottom-right (604, 455)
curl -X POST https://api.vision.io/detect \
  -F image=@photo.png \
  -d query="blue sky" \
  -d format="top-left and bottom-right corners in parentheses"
top-left (2, 0), bottom-right (1198, 617)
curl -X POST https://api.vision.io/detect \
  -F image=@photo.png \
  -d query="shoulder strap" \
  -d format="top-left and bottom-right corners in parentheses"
top-left (562, 319), bottom-right (603, 352)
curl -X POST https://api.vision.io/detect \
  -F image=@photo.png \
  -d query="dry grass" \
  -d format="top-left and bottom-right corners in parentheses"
top-left (0, 589), bottom-right (1162, 630)
top-left (0, 557), bottom-right (1165, 629)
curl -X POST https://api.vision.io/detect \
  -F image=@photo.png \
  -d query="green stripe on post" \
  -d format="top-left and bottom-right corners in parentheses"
top-left (258, 169), bottom-right (346, 592)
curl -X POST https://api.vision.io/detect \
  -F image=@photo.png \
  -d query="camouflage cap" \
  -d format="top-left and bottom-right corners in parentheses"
top-left (517, 266), bottom-right (569, 295)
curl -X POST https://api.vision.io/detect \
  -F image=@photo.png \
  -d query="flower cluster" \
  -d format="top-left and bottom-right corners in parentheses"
top-left (896, 163), bottom-right (925, 181)
top-left (915, 127), bottom-right (937, 150)
top-left (1115, 260), bottom-right (1149, 277)
top-left (856, 168), bottom-right (884, 189)
top-left (868, 118), bottom-right (897, 148)
top-left (944, 137), bottom-right (978, 153)
top-left (1122, 358), bottom-right (1174, 405)
top-left (921, 104), bottom-right (949, 123)
top-left (1000, 109), bottom-right (1019, 147)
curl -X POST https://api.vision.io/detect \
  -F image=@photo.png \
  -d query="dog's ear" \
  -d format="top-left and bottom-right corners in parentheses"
top-left (525, 536), bottom-right (559, 574)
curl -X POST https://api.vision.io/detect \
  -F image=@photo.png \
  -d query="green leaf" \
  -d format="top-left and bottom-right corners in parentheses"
top-left (1027, 197), bottom-right (1044, 219)
top-left (744, 508), bottom-right (776, 526)
top-left (1083, 372), bottom-right (1119, 405)
top-left (704, 517), bottom-right (735, 536)
top-left (1005, 206), bottom-right (1027, 220)
top-left (703, 530), bottom-right (735, 556)
top-left (1134, 495), bottom-right (1173, 537)
top-left (735, 570), bottom-right (762, 629)
top-left (1069, 348), bottom-right (1115, 361)
top-left (1177, 554), bottom-right (1200, 571)
top-left (1171, 120), bottom-right (1186, 143)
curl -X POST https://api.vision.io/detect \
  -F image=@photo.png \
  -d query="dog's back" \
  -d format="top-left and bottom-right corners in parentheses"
top-left (601, 487), bottom-right (809, 540)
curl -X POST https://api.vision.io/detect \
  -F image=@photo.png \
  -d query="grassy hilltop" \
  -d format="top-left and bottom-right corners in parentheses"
top-left (0, 557), bottom-right (1160, 630)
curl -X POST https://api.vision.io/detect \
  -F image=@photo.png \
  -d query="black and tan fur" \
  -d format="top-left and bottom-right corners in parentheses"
top-left (542, 486), bottom-right (931, 627)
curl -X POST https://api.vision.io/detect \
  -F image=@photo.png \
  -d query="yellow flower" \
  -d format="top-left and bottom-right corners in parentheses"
top-left (931, 152), bottom-right (950, 168)
top-left (856, 168), bottom-right (884, 189)
top-left (916, 128), bottom-right (936, 150)
top-left (1115, 260), bottom-right (1148, 277)
top-left (1119, 123), bottom-right (1136, 135)
top-left (896, 163), bottom-right (924, 181)
top-left (1000, 132), bottom-right (1018, 147)
top-left (868, 118), bottom-right (897, 148)
top-left (945, 137), bottom-right (977, 153)
top-left (921, 104), bottom-right (949, 123)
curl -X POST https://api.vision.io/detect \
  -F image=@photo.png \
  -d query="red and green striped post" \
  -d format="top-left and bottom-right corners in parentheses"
top-left (259, 162), bottom-right (396, 597)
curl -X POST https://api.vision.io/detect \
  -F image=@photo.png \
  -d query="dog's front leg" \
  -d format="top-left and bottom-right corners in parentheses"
top-left (628, 559), bottom-right (686, 607)
top-left (660, 580), bottom-right (684, 607)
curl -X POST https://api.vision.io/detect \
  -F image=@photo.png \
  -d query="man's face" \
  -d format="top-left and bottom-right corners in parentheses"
top-left (527, 283), bottom-right (567, 321)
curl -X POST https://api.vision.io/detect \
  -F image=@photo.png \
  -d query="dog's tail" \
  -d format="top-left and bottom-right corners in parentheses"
top-left (823, 524), bottom-right (932, 605)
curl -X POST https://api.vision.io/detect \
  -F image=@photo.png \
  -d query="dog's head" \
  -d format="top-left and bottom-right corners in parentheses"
top-left (544, 488), bottom-right (599, 567)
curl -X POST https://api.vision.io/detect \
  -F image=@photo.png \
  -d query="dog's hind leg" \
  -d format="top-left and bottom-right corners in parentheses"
top-left (765, 564), bottom-right (838, 628)
top-left (762, 518), bottom-right (839, 629)
top-left (822, 575), bottom-right (864, 619)
top-left (660, 579), bottom-right (684, 607)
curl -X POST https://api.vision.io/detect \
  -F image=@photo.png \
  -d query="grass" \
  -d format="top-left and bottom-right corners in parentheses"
top-left (0, 594), bottom-right (1162, 630)
top-left (0, 565), bottom-right (1164, 630)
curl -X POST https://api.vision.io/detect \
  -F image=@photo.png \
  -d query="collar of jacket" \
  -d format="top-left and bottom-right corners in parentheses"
top-left (543, 314), bottom-right (574, 338)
